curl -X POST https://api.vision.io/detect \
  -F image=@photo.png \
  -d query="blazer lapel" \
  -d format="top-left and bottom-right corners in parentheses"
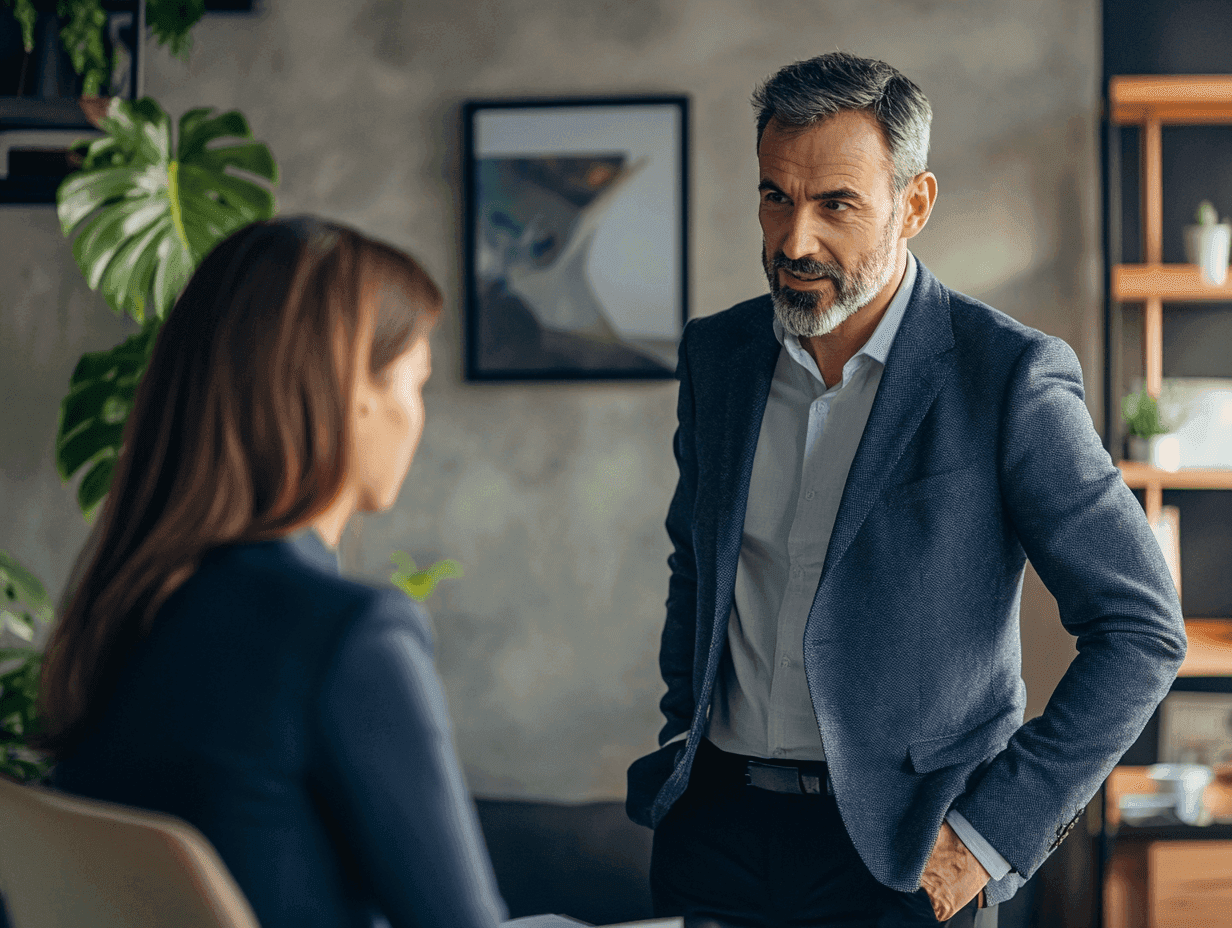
top-left (709, 302), bottom-right (781, 629)
top-left (819, 262), bottom-right (956, 585)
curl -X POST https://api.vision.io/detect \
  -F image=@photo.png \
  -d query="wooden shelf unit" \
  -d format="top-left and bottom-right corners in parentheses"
top-left (1178, 619), bottom-right (1232, 677)
top-left (1112, 264), bottom-right (1232, 302)
top-left (1104, 75), bottom-right (1232, 928)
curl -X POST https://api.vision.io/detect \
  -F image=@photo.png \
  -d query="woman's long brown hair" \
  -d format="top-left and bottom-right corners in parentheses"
top-left (37, 216), bottom-right (442, 757)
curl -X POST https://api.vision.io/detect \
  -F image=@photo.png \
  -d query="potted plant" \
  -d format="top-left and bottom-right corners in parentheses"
top-left (1184, 200), bottom-right (1232, 287)
top-left (1122, 388), bottom-right (1180, 470)
top-left (2, 0), bottom-right (204, 98)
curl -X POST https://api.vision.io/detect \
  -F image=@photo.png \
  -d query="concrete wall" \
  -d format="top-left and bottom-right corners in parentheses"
top-left (0, 0), bottom-right (1100, 801)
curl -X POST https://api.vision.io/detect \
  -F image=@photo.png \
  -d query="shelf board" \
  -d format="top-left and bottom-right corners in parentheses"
top-left (1110, 75), bottom-right (1232, 124)
top-left (1118, 461), bottom-right (1232, 490)
top-left (1112, 264), bottom-right (1232, 302)
top-left (1179, 619), bottom-right (1232, 677)
top-left (1107, 765), bottom-right (1232, 830)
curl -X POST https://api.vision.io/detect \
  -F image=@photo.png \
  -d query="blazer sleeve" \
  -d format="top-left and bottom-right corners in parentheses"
top-left (311, 590), bottom-right (507, 928)
top-left (658, 320), bottom-right (701, 746)
top-left (951, 334), bottom-right (1186, 879)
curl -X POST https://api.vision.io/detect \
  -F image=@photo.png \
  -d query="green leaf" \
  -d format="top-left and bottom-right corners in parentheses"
top-left (0, 552), bottom-right (50, 608)
top-left (198, 143), bottom-right (279, 184)
top-left (55, 323), bottom-right (155, 490)
top-left (150, 234), bottom-right (195, 319)
top-left (178, 110), bottom-right (250, 162)
top-left (389, 552), bottom-right (464, 602)
top-left (78, 455), bottom-right (117, 516)
top-left (56, 420), bottom-right (124, 482)
top-left (0, 610), bottom-right (34, 641)
top-left (57, 96), bottom-right (276, 324)
top-left (57, 167), bottom-right (141, 235)
top-left (5, 0), bottom-right (37, 52)
top-left (146, 0), bottom-right (205, 57)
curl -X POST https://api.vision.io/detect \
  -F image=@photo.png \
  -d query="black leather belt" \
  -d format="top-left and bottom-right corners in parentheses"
top-left (744, 759), bottom-right (834, 796)
top-left (695, 738), bottom-right (835, 797)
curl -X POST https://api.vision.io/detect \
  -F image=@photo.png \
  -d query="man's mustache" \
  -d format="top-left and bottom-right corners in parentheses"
top-left (769, 253), bottom-right (844, 282)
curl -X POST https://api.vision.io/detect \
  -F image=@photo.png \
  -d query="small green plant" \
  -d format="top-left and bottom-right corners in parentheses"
top-left (2, 0), bottom-right (204, 96)
top-left (1195, 200), bottom-right (1221, 226)
top-left (0, 552), bottom-right (54, 783)
top-left (390, 552), bottom-right (463, 602)
top-left (1122, 388), bottom-right (1169, 439)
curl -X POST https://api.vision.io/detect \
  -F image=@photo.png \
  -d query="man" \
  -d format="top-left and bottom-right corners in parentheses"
top-left (626, 52), bottom-right (1185, 928)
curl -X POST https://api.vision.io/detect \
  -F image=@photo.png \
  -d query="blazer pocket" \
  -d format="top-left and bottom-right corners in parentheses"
top-left (626, 741), bottom-right (687, 828)
top-left (907, 706), bottom-right (1020, 774)
top-left (888, 466), bottom-right (977, 508)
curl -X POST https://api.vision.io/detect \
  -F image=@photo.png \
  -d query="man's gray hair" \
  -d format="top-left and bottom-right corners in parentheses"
top-left (752, 52), bottom-right (932, 192)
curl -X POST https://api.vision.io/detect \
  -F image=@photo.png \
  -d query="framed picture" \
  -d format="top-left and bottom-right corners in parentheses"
top-left (1159, 690), bottom-right (1232, 767)
top-left (463, 96), bottom-right (688, 380)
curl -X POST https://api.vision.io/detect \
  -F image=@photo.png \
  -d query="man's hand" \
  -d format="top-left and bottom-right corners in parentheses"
top-left (920, 821), bottom-right (990, 921)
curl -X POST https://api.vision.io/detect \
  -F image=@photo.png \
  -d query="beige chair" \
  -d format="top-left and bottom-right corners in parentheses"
top-left (0, 773), bottom-right (259, 928)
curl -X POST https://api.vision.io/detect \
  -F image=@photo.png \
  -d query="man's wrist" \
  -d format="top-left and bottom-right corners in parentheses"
top-left (945, 809), bottom-right (1012, 881)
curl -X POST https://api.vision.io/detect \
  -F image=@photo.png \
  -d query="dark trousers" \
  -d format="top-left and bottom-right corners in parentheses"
top-left (650, 739), bottom-right (987, 928)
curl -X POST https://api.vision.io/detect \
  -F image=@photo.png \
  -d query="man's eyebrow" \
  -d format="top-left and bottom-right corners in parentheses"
top-left (756, 179), bottom-right (865, 202)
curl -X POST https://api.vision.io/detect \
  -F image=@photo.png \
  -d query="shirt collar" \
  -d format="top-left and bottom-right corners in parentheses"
top-left (287, 527), bottom-right (342, 574)
top-left (772, 251), bottom-right (917, 388)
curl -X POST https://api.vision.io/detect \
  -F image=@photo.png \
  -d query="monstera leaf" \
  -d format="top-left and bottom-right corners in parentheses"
top-left (52, 97), bottom-right (277, 518)
top-left (56, 96), bottom-right (278, 325)
top-left (55, 320), bottom-right (159, 517)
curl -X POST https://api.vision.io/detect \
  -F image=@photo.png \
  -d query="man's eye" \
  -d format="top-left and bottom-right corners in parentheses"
top-left (825, 200), bottom-right (850, 211)
top-left (762, 190), bottom-right (787, 204)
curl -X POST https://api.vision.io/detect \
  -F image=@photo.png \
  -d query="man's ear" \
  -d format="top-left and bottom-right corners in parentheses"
top-left (900, 171), bottom-right (938, 240)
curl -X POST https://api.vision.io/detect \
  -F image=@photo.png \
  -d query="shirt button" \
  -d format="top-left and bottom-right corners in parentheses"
top-left (773, 747), bottom-right (786, 757)
top-left (781, 656), bottom-right (791, 667)
top-left (805, 490), bottom-right (816, 500)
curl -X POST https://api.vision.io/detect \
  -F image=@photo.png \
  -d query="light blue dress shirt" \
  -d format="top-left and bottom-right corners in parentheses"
top-left (697, 252), bottom-right (1011, 881)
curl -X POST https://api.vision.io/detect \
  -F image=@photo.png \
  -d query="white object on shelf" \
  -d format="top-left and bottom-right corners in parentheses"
top-left (1158, 378), bottom-right (1232, 469)
top-left (1184, 222), bottom-right (1232, 285)
top-left (1149, 763), bottom-right (1216, 825)
top-left (1148, 433), bottom-right (1182, 471)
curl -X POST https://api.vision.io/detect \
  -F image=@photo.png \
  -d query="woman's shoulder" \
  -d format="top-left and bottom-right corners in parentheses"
top-left (181, 533), bottom-right (433, 656)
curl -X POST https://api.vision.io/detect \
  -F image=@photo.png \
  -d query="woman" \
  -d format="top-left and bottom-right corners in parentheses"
top-left (39, 217), bottom-right (507, 928)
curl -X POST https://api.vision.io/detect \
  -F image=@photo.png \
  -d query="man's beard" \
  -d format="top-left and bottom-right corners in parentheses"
top-left (763, 214), bottom-right (900, 339)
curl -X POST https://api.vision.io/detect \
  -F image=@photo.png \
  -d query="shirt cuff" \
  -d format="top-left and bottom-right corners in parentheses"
top-left (945, 809), bottom-right (1012, 881)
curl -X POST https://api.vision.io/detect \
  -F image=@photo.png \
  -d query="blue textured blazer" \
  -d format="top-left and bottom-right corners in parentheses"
top-left (626, 259), bottom-right (1186, 906)
top-left (52, 532), bottom-right (506, 928)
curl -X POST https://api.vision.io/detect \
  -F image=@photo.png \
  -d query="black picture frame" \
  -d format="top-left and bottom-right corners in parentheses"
top-left (462, 95), bottom-right (689, 381)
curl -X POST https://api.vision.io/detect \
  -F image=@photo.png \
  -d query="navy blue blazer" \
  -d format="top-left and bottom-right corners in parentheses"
top-left (52, 532), bottom-right (506, 928)
top-left (627, 260), bottom-right (1186, 906)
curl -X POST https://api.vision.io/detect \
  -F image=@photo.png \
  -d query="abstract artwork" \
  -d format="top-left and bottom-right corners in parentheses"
top-left (463, 97), bottom-right (688, 380)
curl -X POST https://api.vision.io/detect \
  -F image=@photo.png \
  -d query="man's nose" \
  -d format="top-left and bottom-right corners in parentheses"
top-left (780, 207), bottom-right (819, 261)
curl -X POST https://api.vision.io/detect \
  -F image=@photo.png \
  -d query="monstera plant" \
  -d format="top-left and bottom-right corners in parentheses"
top-left (55, 96), bottom-right (278, 517)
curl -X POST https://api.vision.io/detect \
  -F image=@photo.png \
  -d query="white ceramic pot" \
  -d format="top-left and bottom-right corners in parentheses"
top-left (1150, 433), bottom-right (1182, 471)
top-left (1149, 763), bottom-right (1215, 825)
top-left (1183, 222), bottom-right (1232, 286)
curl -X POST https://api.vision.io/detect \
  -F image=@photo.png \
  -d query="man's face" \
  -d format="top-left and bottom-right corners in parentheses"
top-left (758, 111), bottom-right (905, 338)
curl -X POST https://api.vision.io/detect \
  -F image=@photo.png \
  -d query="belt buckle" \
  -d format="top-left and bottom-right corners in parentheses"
top-left (744, 759), bottom-right (833, 796)
top-left (745, 760), bottom-right (802, 794)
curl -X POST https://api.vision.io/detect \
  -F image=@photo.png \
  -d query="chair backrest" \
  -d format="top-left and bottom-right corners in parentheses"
top-left (0, 774), bottom-right (260, 928)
